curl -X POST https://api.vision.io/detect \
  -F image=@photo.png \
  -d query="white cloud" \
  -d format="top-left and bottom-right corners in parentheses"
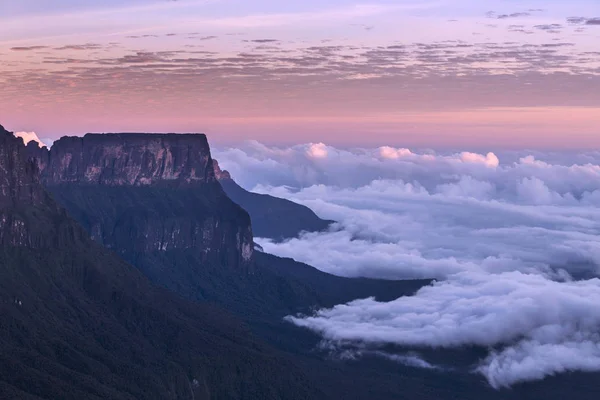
top-left (334, 348), bottom-right (439, 370)
top-left (460, 151), bottom-right (499, 168)
top-left (287, 272), bottom-right (600, 388)
top-left (213, 142), bottom-right (600, 387)
top-left (379, 146), bottom-right (413, 159)
top-left (306, 143), bottom-right (329, 159)
top-left (14, 131), bottom-right (46, 148)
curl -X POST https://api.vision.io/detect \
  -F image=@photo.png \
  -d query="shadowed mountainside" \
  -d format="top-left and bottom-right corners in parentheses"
top-left (0, 125), bottom-right (321, 400)
top-left (213, 159), bottom-right (333, 241)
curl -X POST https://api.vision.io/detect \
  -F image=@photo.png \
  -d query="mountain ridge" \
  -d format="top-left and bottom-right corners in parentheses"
top-left (213, 158), bottom-right (334, 241)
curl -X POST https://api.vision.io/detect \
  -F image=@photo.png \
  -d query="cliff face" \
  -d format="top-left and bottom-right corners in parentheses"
top-left (41, 133), bottom-right (216, 185)
top-left (0, 126), bottom-right (81, 248)
top-left (28, 133), bottom-right (253, 270)
top-left (0, 126), bottom-right (46, 208)
top-left (212, 159), bottom-right (232, 180)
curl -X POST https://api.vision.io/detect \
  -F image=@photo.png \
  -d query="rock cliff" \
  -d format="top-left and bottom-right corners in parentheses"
top-left (26, 132), bottom-right (253, 270)
top-left (212, 158), bottom-right (232, 180)
top-left (0, 126), bottom-right (83, 248)
top-left (40, 133), bottom-right (216, 185)
top-left (0, 124), bottom-right (319, 400)
top-left (0, 126), bottom-right (45, 208)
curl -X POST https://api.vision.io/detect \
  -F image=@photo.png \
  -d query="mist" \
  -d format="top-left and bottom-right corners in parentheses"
top-left (214, 142), bottom-right (600, 387)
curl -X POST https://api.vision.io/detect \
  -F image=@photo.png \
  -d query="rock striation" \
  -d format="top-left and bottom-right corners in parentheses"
top-left (38, 133), bottom-right (216, 185)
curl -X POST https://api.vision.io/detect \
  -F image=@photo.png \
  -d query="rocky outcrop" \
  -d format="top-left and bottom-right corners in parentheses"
top-left (39, 133), bottom-right (216, 185)
top-left (26, 132), bottom-right (253, 270)
top-left (0, 126), bottom-right (46, 208)
top-left (0, 125), bottom-right (81, 248)
top-left (212, 159), bottom-right (232, 180)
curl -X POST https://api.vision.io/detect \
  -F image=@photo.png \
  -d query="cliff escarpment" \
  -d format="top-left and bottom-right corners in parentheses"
top-left (28, 133), bottom-right (253, 271)
top-left (0, 126), bottom-right (86, 248)
top-left (0, 124), bottom-right (320, 400)
top-left (37, 133), bottom-right (216, 185)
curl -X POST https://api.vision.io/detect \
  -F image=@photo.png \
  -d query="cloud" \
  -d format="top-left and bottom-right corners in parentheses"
top-left (533, 24), bottom-right (563, 33)
top-left (567, 17), bottom-right (600, 26)
top-left (10, 45), bottom-right (48, 51)
top-left (306, 143), bottom-right (329, 159)
top-left (246, 39), bottom-right (280, 43)
top-left (14, 131), bottom-right (47, 147)
top-left (54, 43), bottom-right (103, 51)
top-left (213, 142), bottom-right (600, 387)
top-left (379, 146), bottom-right (413, 159)
top-left (287, 271), bottom-right (600, 388)
top-left (496, 12), bottom-right (531, 20)
top-left (333, 347), bottom-right (440, 370)
top-left (460, 151), bottom-right (499, 168)
top-left (3, 33), bottom-right (600, 129)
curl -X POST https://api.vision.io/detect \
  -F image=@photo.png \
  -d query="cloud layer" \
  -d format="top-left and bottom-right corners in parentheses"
top-left (214, 142), bottom-right (600, 387)
top-left (2, 2), bottom-right (599, 143)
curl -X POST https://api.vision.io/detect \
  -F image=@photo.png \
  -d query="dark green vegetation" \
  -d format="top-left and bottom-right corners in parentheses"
top-left (219, 177), bottom-right (333, 241)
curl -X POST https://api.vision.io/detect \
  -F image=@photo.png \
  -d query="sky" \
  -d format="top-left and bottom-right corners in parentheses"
top-left (213, 142), bottom-right (600, 388)
top-left (1, 0), bottom-right (599, 148)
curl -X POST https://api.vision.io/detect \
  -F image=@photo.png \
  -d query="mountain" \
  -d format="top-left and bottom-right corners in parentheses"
top-left (24, 133), bottom-right (425, 316)
top-left (19, 129), bottom-right (600, 399)
top-left (0, 125), bottom-right (320, 400)
top-left (213, 159), bottom-right (333, 241)
top-left (22, 132), bottom-right (467, 398)
top-left (25, 133), bottom-right (423, 320)
top-left (30, 133), bottom-right (253, 272)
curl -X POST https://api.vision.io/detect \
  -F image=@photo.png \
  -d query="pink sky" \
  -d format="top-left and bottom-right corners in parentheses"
top-left (1, 0), bottom-right (599, 148)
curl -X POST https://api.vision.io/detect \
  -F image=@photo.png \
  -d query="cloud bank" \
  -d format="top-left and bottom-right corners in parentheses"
top-left (213, 142), bottom-right (600, 388)
top-left (288, 272), bottom-right (600, 388)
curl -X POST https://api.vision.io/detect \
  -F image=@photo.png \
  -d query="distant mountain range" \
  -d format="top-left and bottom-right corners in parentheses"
top-left (3, 124), bottom-right (600, 399)
top-left (213, 159), bottom-right (334, 241)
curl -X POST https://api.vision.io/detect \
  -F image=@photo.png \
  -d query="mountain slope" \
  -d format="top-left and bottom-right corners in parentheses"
top-left (20, 130), bottom-right (600, 399)
top-left (0, 125), bottom-right (319, 400)
top-left (214, 160), bottom-right (333, 241)
top-left (25, 133), bottom-right (422, 325)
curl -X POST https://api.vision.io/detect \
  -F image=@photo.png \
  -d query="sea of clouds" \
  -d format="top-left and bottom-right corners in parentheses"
top-left (213, 141), bottom-right (600, 388)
